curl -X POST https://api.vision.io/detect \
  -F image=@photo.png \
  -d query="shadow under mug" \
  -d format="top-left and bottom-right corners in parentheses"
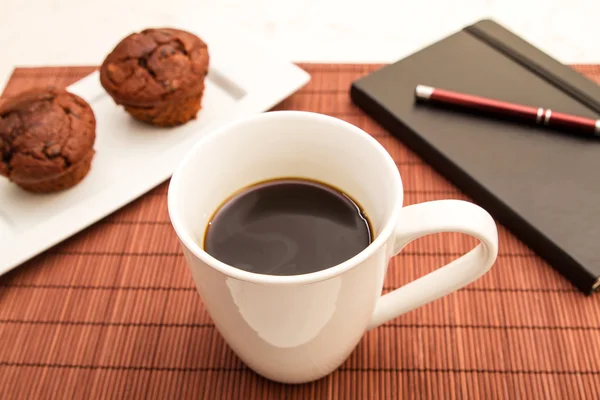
top-left (168, 111), bottom-right (498, 383)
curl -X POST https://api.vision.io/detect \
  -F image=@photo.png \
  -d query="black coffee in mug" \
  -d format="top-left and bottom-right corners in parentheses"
top-left (203, 178), bottom-right (373, 276)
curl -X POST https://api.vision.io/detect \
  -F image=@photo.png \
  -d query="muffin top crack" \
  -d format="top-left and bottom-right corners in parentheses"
top-left (0, 88), bottom-right (95, 183)
top-left (100, 28), bottom-right (209, 107)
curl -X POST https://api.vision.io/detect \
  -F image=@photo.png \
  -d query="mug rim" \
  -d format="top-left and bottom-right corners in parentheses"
top-left (168, 111), bottom-right (403, 285)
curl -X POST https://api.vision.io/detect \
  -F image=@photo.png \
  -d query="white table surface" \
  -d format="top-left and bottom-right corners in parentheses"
top-left (1, 0), bottom-right (599, 91)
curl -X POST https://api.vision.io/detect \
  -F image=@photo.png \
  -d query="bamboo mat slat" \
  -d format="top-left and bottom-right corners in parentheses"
top-left (1, 64), bottom-right (600, 399)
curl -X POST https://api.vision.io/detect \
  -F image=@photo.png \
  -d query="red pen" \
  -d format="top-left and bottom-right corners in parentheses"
top-left (415, 85), bottom-right (600, 136)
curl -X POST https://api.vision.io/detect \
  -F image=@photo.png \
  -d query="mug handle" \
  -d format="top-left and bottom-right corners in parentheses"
top-left (368, 200), bottom-right (499, 330)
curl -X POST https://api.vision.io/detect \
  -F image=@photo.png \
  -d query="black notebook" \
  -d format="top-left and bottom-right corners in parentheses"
top-left (350, 19), bottom-right (600, 294)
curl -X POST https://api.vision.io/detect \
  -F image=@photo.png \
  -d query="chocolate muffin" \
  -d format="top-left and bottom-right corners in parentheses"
top-left (100, 28), bottom-right (209, 127)
top-left (0, 88), bottom-right (96, 193)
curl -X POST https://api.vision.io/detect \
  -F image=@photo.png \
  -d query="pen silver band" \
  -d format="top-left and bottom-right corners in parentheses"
top-left (536, 108), bottom-right (544, 124)
top-left (596, 120), bottom-right (600, 135)
top-left (543, 109), bottom-right (552, 125)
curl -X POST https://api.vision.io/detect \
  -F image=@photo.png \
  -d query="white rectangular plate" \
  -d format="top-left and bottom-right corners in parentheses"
top-left (0, 22), bottom-right (310, 276)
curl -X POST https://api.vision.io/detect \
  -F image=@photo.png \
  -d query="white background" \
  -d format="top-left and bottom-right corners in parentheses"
top-left (1, 0), bottom-right (599, 90)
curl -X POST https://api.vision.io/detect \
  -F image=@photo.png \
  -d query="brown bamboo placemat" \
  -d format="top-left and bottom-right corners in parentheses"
top-left (1, 64), bottom-right (600, 399)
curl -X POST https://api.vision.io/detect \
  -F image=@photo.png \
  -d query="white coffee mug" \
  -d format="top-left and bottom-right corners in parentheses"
top-left (168, 111), bottom-right (498, 384)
